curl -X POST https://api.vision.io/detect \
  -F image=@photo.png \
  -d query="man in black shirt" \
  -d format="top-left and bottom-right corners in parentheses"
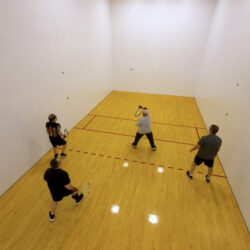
top-left (46, 113), bottom-right (67, 158)
top-left (186, 124), bottom-right (222, 183)
top-left (44, 157), bottom-right (83, 222)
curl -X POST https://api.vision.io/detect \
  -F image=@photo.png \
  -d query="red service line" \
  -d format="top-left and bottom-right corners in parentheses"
top-left (83, 115), bottom-right (96, 129)
top-left (88, 113), bottom-right (206, 130)
top-left (195, 128), bottom-right (200, 140)
top-left (67, 148), bottom-right (226, 179)
top-left (74, 127), bottom-right (196, 146)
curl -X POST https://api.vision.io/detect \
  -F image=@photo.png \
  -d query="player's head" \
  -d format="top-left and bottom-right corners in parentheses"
top-left (48, 113), bottom-right (57, 122)
top-left (142, 107), bottom-right (148, 116)
top-left (50, 158), bottom-right (61, 169)
top-left (209, 124), bottom-right (219, 135)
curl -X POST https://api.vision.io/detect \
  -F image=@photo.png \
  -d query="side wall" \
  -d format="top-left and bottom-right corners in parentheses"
top-left (0, 0), bottom-right (112, 195)
top-left (196, 0), bottom-right (250, 229)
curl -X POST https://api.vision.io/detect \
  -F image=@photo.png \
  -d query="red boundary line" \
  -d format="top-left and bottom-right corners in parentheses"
top-left (83, 115), bottom-right (96, 129)
top-left (89, 113), bottom-right (206, 130)
top-left (68, 148), bottom-right (226, 179)
top-left (74, 127), bottom-right (195, 146)
top-left (195, 128), bottom-right (200, 140)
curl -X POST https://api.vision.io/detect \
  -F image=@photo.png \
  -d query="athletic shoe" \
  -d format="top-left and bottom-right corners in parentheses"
top-left (132, 143), bottom-right (137, 148)
top-left (75, 194), bottom-right (84, 205)
top-left (49, 211), bottom-right (55, 222)
top-left (206, 175), bottom-right (210, 183)
top-left (60, 153), bottom-right (67, 158)
top-left (186, 171), bottom-right (193, 179)
top-left (54, 153), bottom-right (58, 158)
top-left (152, 147), bottom-right (157, 151)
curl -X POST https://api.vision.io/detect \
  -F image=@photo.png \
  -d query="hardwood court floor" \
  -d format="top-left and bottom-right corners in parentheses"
top-left (0, 91), bottom-right (249, 250)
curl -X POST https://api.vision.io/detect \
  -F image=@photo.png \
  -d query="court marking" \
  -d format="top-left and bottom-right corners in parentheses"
top-left (77, 113), bottom-right (204, 144)
top-left (83, 115), bottom-right (96, 129)
top-left (195, 128), bottom-right (200, 140)
top-left (88, 113), bottom-right (207, 129)
top-left (67, 148), bottom-right (226, 179)
top-left (74, 127), bottom-right (196, 146)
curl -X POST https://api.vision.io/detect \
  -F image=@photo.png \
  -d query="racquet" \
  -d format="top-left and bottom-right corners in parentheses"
top-left (135, 105), bottom-right (143, 117)
top-left (78, 182), bottom-right (91, 198)
top-left (64, 129), bottom-right (69, 137)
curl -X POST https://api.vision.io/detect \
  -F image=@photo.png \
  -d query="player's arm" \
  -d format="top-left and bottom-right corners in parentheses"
top-left (46, 128), bottom-right (50, 135)
top-left (190, 144), bottom-right (200, 152)
top-left (215, 147), bottom-right (221, 156)
top-left (64, 183), bottom-right (78, 192)
top-left (190, 136), bottom-right (206, 152)
top-left (57, 124), bottom-right (65, 138)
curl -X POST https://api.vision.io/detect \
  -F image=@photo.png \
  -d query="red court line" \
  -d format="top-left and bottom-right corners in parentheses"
top-left (67, 148), bottom-right (226, 179)
top-left (89, 113), bottom-right (206, 130)
top-left (83, 115), bottom-right (96, 129)
top-left (74, 127), bottom-right (195, 146)
top-left (195, 128), bottom-right (200, 140)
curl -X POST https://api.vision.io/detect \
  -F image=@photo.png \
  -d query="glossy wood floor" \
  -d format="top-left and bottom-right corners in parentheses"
top-left (0, 91), bottom-right (249, 250)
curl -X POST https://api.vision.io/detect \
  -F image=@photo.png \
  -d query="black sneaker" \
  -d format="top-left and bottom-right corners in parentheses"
top-left (186, 171), bottom-right (193, 179)
top-left (132, 143), bottom-right (137, 148)
top-left (60, 153), bottom-right (67, 158)
top-left (206, 175), bottom-right (210, 183)
top-left (49, 211), bottom-right (55, 222)
top-left (152, 147), bottom-right (157, 151)
top-left (54, 153), bottom-right (58, 158)
top-left (75, 193), bottom-right (84, 205)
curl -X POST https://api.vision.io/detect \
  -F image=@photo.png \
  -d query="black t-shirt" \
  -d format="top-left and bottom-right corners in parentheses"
top-left (44, 168), bottom-right (71, 197)
top-left (46, 122), bottom-right (60, 137)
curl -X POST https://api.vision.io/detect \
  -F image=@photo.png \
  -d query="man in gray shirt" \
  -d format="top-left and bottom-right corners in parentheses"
top-left (132, 107), bottom-right (156, 151)
top-left (186, 124), bottom-right (222, 182)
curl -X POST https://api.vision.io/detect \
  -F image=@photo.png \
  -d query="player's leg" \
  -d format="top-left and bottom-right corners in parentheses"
top-left (57, 137), bottom-right (67, 158)
top-left (49, 201), bottom-right (57, 222)
top-left (132, 133), bottom-right (144, 147)
top-left (62, 188), bottom-right (83, 205)
top-left (186, 156), bottom-right (202, 179)
top-left (205, 160), bottom-right (214, 182)
top-left (146, 132), bottom-right (156, 150)
top-left (53, 147), bottom-right (58, 158)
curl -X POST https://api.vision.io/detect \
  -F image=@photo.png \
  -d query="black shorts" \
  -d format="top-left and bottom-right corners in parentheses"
top-left (194, 156), bottom-right (214, 168)
top-left (52, 189), bottom-right (73, 202)
top-left (49, 136), bottom-right (66, 148)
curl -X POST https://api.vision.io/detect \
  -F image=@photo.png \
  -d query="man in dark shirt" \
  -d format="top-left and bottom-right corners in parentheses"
top-left (46, 113), bottom-right (67, 158)
top-left (186, 124), bottom-right (222, 183)
top-left (44, 157), bottom-right (83, 222)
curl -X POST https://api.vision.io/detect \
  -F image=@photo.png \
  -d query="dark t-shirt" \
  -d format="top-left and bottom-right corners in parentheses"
top-left (44, 168), bottom-right (71, 197)
top-left (46, 122), bottom-right (60, 137)
top-left (197, 134), bottom-right (222, 160)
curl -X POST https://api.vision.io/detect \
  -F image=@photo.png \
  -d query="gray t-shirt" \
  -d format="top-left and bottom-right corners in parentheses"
top-left (136, 112), bottom-right (152, 134)
top-left (197, 134), bottom-right (222, 160)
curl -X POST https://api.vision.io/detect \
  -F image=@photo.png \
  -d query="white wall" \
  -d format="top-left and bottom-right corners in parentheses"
top-left (196, 0), bottom-right (250, 229)
top-left (0, 0), bottom-right (112, 195)
top-left (111, 0), bottom-right (217, 96)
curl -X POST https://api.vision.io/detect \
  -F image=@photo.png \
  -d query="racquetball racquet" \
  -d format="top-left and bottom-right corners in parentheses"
top-left (64, 129), bottom-right (69, 137)
top-left (78, 182), bottom-right (91, 198)
top-left (134, 105), bottom-right (143, 117)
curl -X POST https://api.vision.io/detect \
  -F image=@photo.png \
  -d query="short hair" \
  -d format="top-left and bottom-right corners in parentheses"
top-left (50, 158), bottom-right (59, 168)
top-left (142, 109), bottom-right (148, 116)
top-left (48, 114), bottom-right (56, 122)
top-left (210, 124), bottom-right (219, 134)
